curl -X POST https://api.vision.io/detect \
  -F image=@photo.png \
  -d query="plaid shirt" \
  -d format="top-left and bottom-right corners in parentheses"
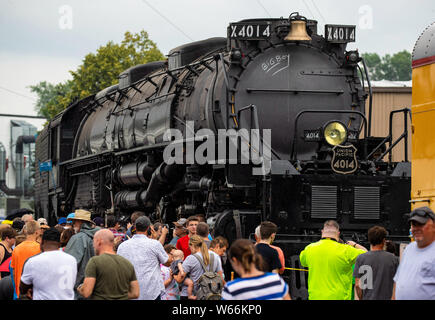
top-left (109, 228), bottom-right (126, 241)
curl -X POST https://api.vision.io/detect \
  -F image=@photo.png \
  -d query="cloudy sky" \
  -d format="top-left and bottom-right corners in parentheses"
top-left (0, 0), bottom-right (434, 125)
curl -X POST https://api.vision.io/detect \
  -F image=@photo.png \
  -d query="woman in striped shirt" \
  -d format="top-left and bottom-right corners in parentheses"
top-left (222, 239), bottom-right (291, 300)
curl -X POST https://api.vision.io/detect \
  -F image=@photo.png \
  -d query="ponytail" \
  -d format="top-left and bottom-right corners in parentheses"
top-left (240, 249), bottom-right (254, 272)
top-left (200, 241), bottom-right (210, 266)
top-left (189, 235), bottom-right (210, 266)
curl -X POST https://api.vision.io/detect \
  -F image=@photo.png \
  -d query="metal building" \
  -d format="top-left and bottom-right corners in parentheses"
top-left (365, 80), bottom-right (412, 162)
top-left (0, 116), bottom-right (45, 217)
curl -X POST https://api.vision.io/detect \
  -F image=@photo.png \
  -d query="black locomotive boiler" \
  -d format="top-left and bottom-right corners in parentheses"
top-left (34, 13), bottom-right (411, 298)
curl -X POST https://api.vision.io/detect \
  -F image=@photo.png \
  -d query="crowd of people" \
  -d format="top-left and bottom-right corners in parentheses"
top-left (0, 205), bottom-right (433, 300)
top-left (299, 207), bottom-right (435, 300)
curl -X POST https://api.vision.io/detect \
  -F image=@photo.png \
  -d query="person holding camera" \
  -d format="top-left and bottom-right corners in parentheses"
top-left (117, 216), bottom-right (170, 300)
top-left (150, 222), bottom-right (169, 246)
top-left (300, 220), bottom-right (367, 300)
top-left (169, 218), bottom-right (188, 246)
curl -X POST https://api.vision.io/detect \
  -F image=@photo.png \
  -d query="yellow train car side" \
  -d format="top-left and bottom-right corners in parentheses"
top-left (411, 22), bottom-right (435, 211)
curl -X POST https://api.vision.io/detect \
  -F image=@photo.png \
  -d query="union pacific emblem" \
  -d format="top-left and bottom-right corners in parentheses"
top-left (331, 145), bottom-right (358, 174)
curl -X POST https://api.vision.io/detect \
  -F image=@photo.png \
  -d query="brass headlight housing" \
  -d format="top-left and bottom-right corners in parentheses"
top-left (324, 121), bottom-right (347, 146)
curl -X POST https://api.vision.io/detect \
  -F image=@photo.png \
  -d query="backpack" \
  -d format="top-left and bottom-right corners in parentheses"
top-left (192, 253), bottom-right (224, 300)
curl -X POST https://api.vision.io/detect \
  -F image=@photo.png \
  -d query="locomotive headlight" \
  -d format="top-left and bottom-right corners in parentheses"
top-left (323, 121), bottom-right (347, 146)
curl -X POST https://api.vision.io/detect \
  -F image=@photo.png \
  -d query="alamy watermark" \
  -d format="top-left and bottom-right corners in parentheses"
top-left (358, 265), bottom-right (374, 290)
top-left (59, 5), bottom-right (73, 30)
top-left (358, 5), bottom-right (373, 30)
top-left (57, 265), bottom-right (74, 290)
top-left (162, 121), bottom-right (272, 175)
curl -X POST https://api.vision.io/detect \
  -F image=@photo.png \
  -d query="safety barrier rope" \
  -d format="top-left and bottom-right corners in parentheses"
top-left (284, 267), bottom-right (308, 272)
top-left (230, 267), bottom-right (308, 280)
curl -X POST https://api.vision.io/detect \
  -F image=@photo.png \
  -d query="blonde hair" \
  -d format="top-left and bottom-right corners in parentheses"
top-left (189, 235), bottom-right (210, 266)
top-left (24, 221), bottom-right (40, 235)
top-left (172, 249), bottom-right (184, 261)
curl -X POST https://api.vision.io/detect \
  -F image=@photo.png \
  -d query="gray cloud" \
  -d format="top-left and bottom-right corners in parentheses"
top-left (2, 0), bottom-right (433, 57)
top-left (0, 0), bottom-right (433, 116)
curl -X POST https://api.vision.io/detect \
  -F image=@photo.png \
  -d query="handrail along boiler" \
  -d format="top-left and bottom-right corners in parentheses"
top-left (34, 13), bottom-right (411, 299)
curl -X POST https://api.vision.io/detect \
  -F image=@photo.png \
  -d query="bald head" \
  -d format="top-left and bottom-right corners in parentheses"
top-left (321, 220), bottom-right (340, 240)
top-left (93, 229), bottom-right (115, 255)
top-left (94, 229), bottom-right (114, 244)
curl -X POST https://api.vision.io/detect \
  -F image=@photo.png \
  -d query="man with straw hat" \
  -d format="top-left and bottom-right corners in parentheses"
top-left (64, 209), bottom-right (101, 299)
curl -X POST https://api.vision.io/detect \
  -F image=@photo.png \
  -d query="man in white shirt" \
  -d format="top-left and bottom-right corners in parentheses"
top-left (20, 227), bottom-right (77, 300)
top-left (393, 206), bottom-right (435, 300)
top-left (117, 216), bottom-right (170, 300)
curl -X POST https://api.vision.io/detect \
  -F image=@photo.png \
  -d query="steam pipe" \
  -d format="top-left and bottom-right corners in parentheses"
top-left (0, 180), bottom-right (33, 197)
top-left (15, 135), bottom-right (36, 193)
top-left (114, 163), bottom-right (182, 209)
top-left (15, 135), bottom-right (36, 154)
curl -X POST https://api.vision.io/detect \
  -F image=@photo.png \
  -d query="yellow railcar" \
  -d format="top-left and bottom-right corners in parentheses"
top-left (411, 22), bottom-right (435, 210)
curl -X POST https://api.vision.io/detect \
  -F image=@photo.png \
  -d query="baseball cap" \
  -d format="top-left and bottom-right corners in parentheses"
top-left (42, 227), bottom-right (61, 242)
top-left (173, 218), bottom-right (187, 228)
top-left (58, 217), bottom-right (67, 225)
top-left (135, 216), bottom-right (151, 231)
top-left (37, 218), bottom-right (48, 225)
top-left (66, 213), bottom-right (75, 224)
top-left (408, 206), bottom-right (435, 224)
top-left (93, 216), bottom-right (104, 226)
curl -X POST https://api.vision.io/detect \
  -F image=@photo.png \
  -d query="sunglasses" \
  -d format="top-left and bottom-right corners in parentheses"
top-left (412, 209), bottom-right (435, 219)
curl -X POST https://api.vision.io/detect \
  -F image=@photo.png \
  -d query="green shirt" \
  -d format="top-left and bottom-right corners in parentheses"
top-left (300, 239), bottom-right (365, 300)
top-left (85, 253), bottom-right (137, 300)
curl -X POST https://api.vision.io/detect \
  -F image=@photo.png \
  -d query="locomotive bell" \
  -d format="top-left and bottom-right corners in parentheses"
top-left (324, 121), bottom-right (347, 146)
top-left (284, 12), bottom-right (312, 41)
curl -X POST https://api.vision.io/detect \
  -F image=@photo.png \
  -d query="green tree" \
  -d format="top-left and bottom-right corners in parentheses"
top-left (390, 50), bottom-right (412, 80)
top-left (29, 81), bottom-right (72, 119)
top-left (361, 52), bottom-right (382, 80)
top-left (361, 50), bottom-right (411, 81)
top-left (30, 30), bottom-right (165, 120)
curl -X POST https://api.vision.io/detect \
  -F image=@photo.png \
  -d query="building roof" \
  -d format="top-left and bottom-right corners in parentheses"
top-left (365, 80), bottom-right (412, 87)
top-left (364, 80), bottom-right (412, 93)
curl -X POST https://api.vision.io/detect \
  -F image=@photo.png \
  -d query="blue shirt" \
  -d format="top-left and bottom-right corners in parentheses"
top-left (169, 236), bottom-right (180, 246)
top-left (221, 273), bottom-right (288, 300)
top-left (394, 240), bottom-right (435, 300)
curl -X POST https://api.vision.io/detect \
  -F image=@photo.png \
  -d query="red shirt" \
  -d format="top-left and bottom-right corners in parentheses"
top-left (176, 235), bottom-right (191, 259)
top-left (270, 244), bottom-right (286, 274)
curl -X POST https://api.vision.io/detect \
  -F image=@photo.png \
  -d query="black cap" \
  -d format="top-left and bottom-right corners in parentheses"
top-left (409, 206), bottom-right (435, 224)
top-left (42, 227), bottom-right (61, 242)
top-left (135, 216), bottom-right (151, 232)
top-left (12, 220), bottom-right (25, 231)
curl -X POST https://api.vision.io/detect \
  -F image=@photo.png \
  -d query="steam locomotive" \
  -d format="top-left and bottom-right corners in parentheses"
top-left (34, 13), bottom-right (411, 298)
